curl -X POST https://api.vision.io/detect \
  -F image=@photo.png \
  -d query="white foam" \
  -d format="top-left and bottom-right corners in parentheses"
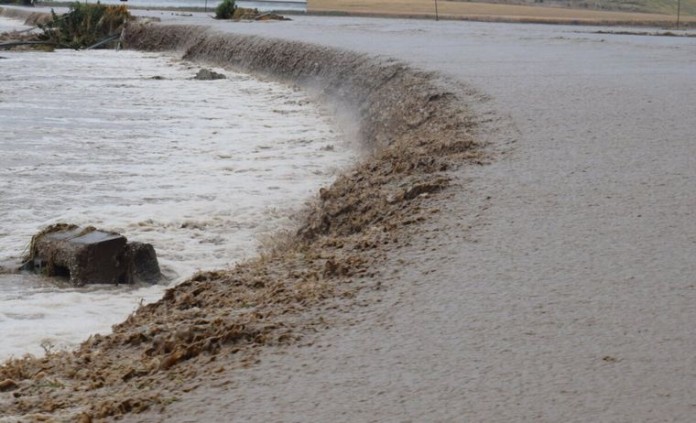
top-left (0, 49), bottom-right (353, 360)
top-left (0, 16), bottom-right (31, 33)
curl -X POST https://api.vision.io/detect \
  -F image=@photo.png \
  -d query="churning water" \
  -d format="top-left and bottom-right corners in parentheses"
top-left (0, 33), bottom-right (352, 359)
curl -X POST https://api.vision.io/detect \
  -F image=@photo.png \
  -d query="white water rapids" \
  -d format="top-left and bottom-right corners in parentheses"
top-left (0, 22), bottom-right (353, 359)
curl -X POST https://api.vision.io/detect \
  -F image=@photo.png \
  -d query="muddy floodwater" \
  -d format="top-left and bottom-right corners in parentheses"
top-left (0, 47), bottom-right (353, 360)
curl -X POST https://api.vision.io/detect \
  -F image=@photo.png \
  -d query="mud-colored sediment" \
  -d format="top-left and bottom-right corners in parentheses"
top-left (0, 19), bottom-right (481, 420)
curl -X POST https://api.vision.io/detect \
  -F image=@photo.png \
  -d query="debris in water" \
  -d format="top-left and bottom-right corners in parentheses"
top-left (193, 68), bottom-right (226, 80)
top-left (38, 3), bottom-right (132, 49)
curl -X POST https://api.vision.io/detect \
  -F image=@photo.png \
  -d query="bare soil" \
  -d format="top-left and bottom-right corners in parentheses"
top-left (308, 0), bottom-right (696, 26)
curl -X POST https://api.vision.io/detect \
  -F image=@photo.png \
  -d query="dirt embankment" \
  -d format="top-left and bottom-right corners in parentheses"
top-left (0, 22), bottom-right (481, 421)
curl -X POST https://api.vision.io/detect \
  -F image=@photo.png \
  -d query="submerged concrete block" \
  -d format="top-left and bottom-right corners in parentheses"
top-left (126, 242), bottom-right (161, 284)
top-left (22, 225), bottom-right (161, 286)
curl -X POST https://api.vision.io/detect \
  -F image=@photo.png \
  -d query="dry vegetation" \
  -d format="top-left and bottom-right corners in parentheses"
top-left (446, 0), bottom-right (696, 16)
top-left (308, 0), bottom-right (696, 25)
top-left (38, 3), bottom-right (131, 49)
top-left (0, 4), bottom-right (131, 50)
top-left (0, 23), bottom-right (483, 420)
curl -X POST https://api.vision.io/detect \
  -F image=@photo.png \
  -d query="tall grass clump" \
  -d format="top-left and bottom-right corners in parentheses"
top-left (39, 2), bottom-right (131, 49)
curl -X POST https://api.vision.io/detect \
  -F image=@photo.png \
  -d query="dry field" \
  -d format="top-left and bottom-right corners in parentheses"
top-left (308, 0), bottom-right (695, 25)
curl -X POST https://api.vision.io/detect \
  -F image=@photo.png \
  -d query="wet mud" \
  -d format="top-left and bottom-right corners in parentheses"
top-left (0, 20), bottom-right (481, 420)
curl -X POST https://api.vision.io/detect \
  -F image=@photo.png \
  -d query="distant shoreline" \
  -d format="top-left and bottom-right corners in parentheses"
top-left (32, 0), bottom-right (307, 14)
top-left (5, 0), bottom-right (694, 27)
top-left (306, 0), bottom-right (696, 28)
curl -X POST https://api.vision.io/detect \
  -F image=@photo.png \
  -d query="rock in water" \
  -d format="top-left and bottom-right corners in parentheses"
top-left (126, 242), bottom-right (161, 284)
top-left (193, 68), bottom-right (226, 80)
top-left (21, 225), bottom-right (161, 286)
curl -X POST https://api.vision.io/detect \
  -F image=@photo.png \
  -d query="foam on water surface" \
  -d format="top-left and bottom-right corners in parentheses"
top-left (0, 49), bottom-right (353, 360)
top-left (0, 15), bottom-right (31, 33)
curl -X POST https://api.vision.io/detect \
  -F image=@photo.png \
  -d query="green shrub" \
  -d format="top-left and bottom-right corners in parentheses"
top-left (215, 0), bottom-right (237, 19)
